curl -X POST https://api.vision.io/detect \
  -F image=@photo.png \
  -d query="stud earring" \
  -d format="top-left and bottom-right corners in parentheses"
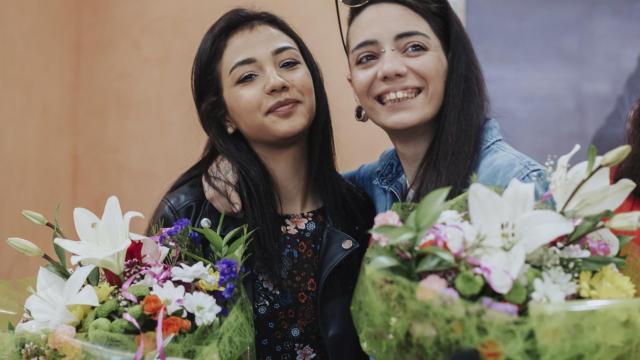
top-left (355, 105), bottom-right (368, 122)
top-left (226, 124), bottom-right (236, 134)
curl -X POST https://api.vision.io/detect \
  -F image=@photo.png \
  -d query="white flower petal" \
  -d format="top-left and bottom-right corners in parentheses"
top-left (502, 179), bottom-right (535, 219)
top-left (571, 178), bottom-right (636, 217)
top-left (517, 210), bottom-right (574, 253)
top-left (98, 196), bottom-right (126, 248)
top-left (72, 207), bottom-right (100, 245)
top-left (469, 183), bottom-right (507, 245)
top-left (63, 265), bottom-right (98, 306)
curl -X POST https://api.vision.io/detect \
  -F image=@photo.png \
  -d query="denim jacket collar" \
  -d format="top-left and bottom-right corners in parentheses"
top-left (373, 118), bottom-right (500, 199)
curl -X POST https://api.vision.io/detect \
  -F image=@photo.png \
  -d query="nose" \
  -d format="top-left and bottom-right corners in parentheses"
top-left (264, 68), bottom-right (289, 94)
top-left (377, 51), bottom-right (407, 81)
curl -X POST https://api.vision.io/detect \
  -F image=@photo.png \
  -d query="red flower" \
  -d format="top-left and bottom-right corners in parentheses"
top-left (126, 240), bottom-right (143, 262)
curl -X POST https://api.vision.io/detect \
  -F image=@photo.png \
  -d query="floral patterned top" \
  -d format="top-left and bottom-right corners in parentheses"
top-left (253, 208), bottom-right (328, 360)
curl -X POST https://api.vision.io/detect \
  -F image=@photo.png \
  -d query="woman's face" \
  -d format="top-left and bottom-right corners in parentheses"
top-left (220, 25), bottom-right (316, 149)
top-left (347, 3), bottom-right (448, 135)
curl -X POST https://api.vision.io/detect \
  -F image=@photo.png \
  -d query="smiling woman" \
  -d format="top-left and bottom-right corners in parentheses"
top-left (148, 8), bottom-right (374, 360)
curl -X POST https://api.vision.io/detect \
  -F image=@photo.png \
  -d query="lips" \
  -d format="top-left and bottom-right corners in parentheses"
top-left (376, 88), bottom-right (422, 105)
top-left (267, 99), bottom-right (300, 115)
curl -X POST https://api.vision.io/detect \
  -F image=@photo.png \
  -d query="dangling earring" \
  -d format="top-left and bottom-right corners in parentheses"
top-left (355, 105), bottom-right (368, 122)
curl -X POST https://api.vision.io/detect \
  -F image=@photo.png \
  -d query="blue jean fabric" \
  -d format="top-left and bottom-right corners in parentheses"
top-left (344, 119), bottom-right (546, 214)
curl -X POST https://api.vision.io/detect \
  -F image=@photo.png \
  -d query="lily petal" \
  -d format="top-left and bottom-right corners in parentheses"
top-left (63, 265), bottom-right (96, 302)
top-left (570, 178), bottom-right (636, 217)
top-left (72, 207), bottom-right (100, 246)
top-left (502, 179), bottom-right (535, 219)
top-left (517, 210), bottom-right (574, 253)
top-left (469, 183), bottom-right (507, 247)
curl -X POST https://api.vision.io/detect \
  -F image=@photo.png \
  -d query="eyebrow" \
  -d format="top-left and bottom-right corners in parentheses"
top-left (228, 45), bottom-right (299, 75)
top-left (350, 31), bottom-right (431, 55)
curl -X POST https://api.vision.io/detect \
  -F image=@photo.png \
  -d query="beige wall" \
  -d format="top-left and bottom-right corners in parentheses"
top-left (0, 0), bottom-right (392, 279)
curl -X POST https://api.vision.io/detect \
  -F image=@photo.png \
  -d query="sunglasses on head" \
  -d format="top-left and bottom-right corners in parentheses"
top-left (334, 0), bottom-right (370, 55)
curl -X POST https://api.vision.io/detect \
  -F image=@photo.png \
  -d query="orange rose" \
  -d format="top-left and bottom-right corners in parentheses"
top-left (478, 339), bottom-right (503, 360)
top-left (143, 294), bottom-right (163, 317)
top-left (162, 316), bottom-right (191, 337)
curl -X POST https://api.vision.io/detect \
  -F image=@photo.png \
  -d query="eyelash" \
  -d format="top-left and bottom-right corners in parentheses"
top-left (236, 59), bottom-right (301, 84)
top-left (354, 42), bottom-right (428, 65)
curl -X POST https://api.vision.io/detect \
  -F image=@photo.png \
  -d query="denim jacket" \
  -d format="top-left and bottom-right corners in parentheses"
top-left (344, 119), bottom-right (546, 214)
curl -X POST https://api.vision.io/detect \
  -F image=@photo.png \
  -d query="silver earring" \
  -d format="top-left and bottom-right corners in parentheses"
top-left (355, 105), bottom-right (368, 122)
top-left (226, 125), bottom-right (236, 134)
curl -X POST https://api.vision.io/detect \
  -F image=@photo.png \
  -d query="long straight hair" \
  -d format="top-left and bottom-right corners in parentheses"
top-left (156, 9), bottom-right (360, 279)
top-left (348, 0), bottom-right (488, 198)
top-left (615, 99), bottom-right (640, 197)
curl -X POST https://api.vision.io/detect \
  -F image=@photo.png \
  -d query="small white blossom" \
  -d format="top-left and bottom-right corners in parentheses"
top-left (558, 244), bottom-right (590, 259)
top-left (530, 267), bottom-right (576, 304)
top-left (171, 262), bottom-right (210, 283)
top-left (183, 291), bottom-right (221, 326)
top-left (151, 282), bottom-right (185, 315)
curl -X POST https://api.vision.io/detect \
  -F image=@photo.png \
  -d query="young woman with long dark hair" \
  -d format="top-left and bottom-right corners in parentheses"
top-left (149, 8), bottom-right (373, 359)
top-left (342, 0), bottom-right (544, 213)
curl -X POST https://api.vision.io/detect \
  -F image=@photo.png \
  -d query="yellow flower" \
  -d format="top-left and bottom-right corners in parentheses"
top-left (584, 264), bottom-right (636, 299)
top-left (579, 271), bottom-right (593, 298)
top-left (198, 269), bottom-right (225, 292)
top-left (95, 283), bottom-right (116, 303)
top-left (67, 305), bottom-right (92, 325)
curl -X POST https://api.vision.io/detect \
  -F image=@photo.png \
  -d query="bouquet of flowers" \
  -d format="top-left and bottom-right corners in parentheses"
top-left (1, 196), bottom-right (254, 359)
top-left (351, 144), bottom-right (640, 359)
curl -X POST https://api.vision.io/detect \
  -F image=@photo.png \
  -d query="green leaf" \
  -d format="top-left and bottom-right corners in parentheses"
top-left (444, 191), bottom-right (469, 213)
top-left (568, 211), bottom-right (612, 242)
top-left (454, 271), bottom-right (485, 297)
top-left (216, 212), bottom-right (226, 234)
top-left (504, 282), bottom-right (527, 304)
top-left (415, 254), bottom-right (456, 273)
top-left (222, 226), bottom-right (244, 245)
top-left (587, 144), bottom-right (598, 174)
top-left (414, 187), bottom-right (451, 232)
top-left (195, 228), bottom-right (224, 254)
top-left (368, 255), bottom-right (401, 271)
top-left (88, 267), bottom-right (100, 286)
top-left (53, 242), bottom-right (67, 269)
top-left (390, 202), bottom-right (416, 222)
top-left (580, 256), bottom-right (626, 271)
top-left (417, 246), bottom-right (455, 264)
top-left (370, 225), bottom-right (417, 245)
top-left (7, 321), bottom-right (14, 332)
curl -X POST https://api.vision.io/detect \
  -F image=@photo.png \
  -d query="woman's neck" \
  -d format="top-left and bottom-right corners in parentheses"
top-left (252, 139), bottom-right (321, 215)
top-left (387, 122), bottom-right (436, 187)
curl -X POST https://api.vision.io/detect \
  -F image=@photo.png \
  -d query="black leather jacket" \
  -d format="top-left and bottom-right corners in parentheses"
top-left (150, 177), bottom-right (375, 360)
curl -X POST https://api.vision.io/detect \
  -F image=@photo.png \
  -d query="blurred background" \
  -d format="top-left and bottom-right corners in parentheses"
top-left (1, 0), bottom-right (638, 279)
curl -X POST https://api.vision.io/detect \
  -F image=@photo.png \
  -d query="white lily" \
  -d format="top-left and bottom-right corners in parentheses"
top-left (54, 196), bottom-right (145, 275)
top-left (141, 237), bottom-right (169, 264)
top-left (16, 265), bottom-right (98, 333)
top-left (468, 179), bottom-right (574, 294)
top-left (550, 144), bottom-right (636, 217)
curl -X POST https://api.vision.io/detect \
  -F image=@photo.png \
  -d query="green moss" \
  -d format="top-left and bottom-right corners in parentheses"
top-left (95, 298), bottom-right (119, 318)
top-left (88, 318), bottom-right (111, 333)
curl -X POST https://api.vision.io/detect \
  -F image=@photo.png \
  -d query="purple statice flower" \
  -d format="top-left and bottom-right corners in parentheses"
top-left (481, 297), bottom-right (519, 317)
top-left (222, 283), bottom-right (236, 299)
top-left (189, 231), bottom-right (202, 247)
top-left (216, 258), bottom-right (239, 286)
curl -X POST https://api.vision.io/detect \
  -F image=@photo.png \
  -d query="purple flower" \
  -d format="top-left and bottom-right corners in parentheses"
top-left (222, 283), bottom-right (236, 299)
top-left (481, 297), bottom-right (519, 317)
top-left (216, 258), bottom-right (239, 286)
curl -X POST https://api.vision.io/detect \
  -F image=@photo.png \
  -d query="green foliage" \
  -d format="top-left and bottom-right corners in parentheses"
top-left (127, 284), bottom-right (150, 298)
top-left (110, 318), bottom-right (136, 334)
top-left (505, 282), bottom-right (527, 305)
top-left (126, 305), bottom-right (142, 320)
top-left (88, 318), bottom-right (112, 333)
top-left (454, 271), bottom-right (484, 297)
top-left (412, 187), bottom-right (451, 233)
top-left (567, 211), bottom-right (613, 242)
top-left (587, 144), bottom-right (598, 174)
top-left (580, 256), bottom-right (626, 271)
top-left (193, 216), bottom-right (253, 266)
top-left (95, 298), bottom-right (119, 318)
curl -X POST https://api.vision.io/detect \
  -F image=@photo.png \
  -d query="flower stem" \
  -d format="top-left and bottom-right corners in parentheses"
top-left (560, 165), bottom-right (602, 214)
top-left (182, 250), bottom-right (212, 265)
top-left (43, 253), bottom-right (71, 278)
top-left (46, 222), bottom-right (67, 239)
